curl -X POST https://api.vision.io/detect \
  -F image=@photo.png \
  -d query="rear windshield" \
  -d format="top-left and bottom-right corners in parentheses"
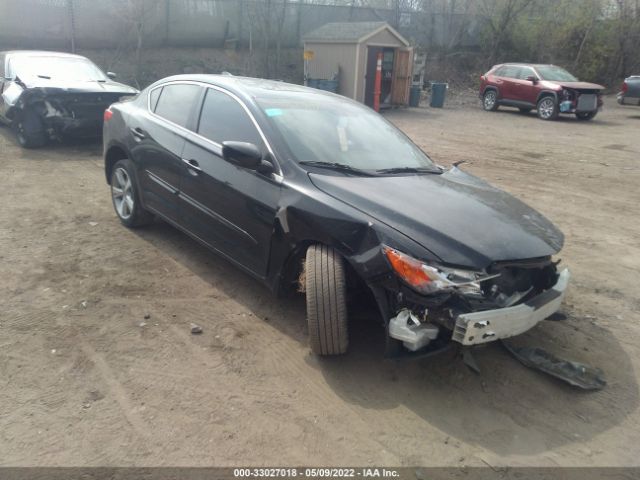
top-left (256, 94), bottom-right (437, 172)
top-left (9, 55), bottom-right (107, 82)
top-left (535, 66), bottom-right (578, 82)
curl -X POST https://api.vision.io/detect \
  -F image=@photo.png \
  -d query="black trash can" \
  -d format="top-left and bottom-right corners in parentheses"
top-left (409, 85), bottom-right (421, 107)
top-left (430, 82), bottom-right (447, 108)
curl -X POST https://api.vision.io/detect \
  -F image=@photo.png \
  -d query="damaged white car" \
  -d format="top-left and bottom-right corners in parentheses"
top-left (0, 50), bottom-right (137, 148)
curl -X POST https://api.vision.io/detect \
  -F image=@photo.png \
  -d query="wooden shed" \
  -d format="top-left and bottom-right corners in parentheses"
top-left (303, 22), bottom-right (413, 108)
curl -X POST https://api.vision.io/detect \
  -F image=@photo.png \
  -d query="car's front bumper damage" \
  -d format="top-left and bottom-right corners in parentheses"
top-left (452, 268), bottom-right (569, 345)
top-left (4, 84), bottom-right (134, 140)
top-left (382, 257), bottom-right (568, 355)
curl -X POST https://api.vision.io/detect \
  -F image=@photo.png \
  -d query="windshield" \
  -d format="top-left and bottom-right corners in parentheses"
top-left (256, 95), bottom-right (437, 172)
top-left (535, 66), bottom-right (578, 82)
top-left (10, 56), bottom-right (107, 82)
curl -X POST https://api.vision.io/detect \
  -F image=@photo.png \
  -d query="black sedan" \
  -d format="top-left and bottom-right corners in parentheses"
top-left (0, 50), bottom-right (138, 148)
top-left (103, 75), bottom-right (569, 357)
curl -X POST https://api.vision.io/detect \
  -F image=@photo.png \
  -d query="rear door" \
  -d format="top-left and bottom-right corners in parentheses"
top-left (179, 86), bottom-right (281, 277)
top-left (130, 82), bottom-right (202, 223)
top-left (498, 65), bottom-right (521, 101)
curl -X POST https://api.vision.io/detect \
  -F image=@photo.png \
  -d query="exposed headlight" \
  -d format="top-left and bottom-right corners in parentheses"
top-left (382, 246), bottom-right (499, 295)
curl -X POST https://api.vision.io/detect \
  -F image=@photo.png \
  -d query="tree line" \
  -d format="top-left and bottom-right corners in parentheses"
top-left (297, 0), bottom-right (640, 86)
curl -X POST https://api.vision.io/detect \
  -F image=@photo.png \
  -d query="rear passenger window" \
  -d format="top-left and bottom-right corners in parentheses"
top-left (154, 84), bottom-right (201, 128)
top-left (501, 66), bottom-right (520, 78)
top-left (197, 88), bottom-right (262, 147)
top-left (494, 66), bottom-right (506, 76)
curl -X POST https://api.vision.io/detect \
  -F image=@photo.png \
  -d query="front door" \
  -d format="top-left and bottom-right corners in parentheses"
top-left (515, 66), bottom-right (540, 106)
top-left (179, 87), bottom-right (281, 277)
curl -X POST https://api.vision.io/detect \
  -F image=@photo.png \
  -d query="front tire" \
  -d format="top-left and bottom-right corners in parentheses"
top-left (483, 89), bottom-right (499, 111)
top-left (537, 96), bottom-right (559, 120)
top-left (110, 159), bottom-right (153, 228)
top-left (575, 111), bottom-right (597, 121)
top-left (305, 244), bottom-right (349, 356)
top-left (12, 109), bottom-right (47, 148)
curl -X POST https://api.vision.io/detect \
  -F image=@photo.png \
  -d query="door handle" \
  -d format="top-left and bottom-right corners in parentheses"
top-left (130, 127), bottom-right (145, 140)
top-left (182, 158), bottom-right (202, 172)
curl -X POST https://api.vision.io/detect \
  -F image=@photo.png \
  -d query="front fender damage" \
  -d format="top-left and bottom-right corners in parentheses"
top-left (2, 82), bottom-right (25, 114)
top-left (267, 178), bottom-right (570, 361)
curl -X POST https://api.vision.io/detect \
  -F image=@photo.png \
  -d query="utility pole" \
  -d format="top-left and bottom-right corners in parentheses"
top-left (67, 0), bottom-right (76, 53)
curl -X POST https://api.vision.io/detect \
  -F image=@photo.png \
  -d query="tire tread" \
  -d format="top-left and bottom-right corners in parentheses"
top-left (305, 245), bottom-right (348, 355)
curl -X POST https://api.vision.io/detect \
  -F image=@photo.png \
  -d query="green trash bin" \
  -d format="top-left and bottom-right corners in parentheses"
top-left (409, 86), bottom-right (421, 107)
top-left (430, 82), bottom-right (447, 108)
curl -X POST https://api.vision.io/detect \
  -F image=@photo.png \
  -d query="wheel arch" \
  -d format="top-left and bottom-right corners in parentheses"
top-left (536, 90), bottom-right (558, 104)
top-left (272, 237), bottom-right (362, 298)
top-left (104, 143), bottom-right (130, 184)
top-left (482, 85), bottom-right (499, 98)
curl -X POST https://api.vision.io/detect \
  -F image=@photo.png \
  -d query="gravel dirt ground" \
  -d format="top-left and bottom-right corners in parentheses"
top-left (1, 96), bottom-right (639, 467)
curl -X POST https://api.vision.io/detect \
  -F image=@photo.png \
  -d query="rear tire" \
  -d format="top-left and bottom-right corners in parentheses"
top-left (12, 109), bottom-right (47, 148)
top-left (110, 159), bottom-right (154, 228)
top-left (482, 89), bottom-right (499, 111)
top-left (575, 111), bottom-right (597, 121)
top-left (537, 96), bottom-right (559, 120)
top-left (305, 244), bottom-right (349, 356)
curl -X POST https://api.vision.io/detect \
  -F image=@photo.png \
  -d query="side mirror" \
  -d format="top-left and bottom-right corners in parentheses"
top-left (222, 141), bottom-right (263, 170)
top-left (525, 75), bottom-right (538, 83)
top-left (106, 72), bottom-right (117, 80)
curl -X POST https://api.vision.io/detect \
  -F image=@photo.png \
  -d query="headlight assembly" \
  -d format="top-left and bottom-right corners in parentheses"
top-left (382, 246), bottom-right (499, 295)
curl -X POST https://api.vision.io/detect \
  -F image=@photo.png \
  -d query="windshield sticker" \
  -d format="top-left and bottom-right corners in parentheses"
top-left (265, 108), bottom-right (283, 117)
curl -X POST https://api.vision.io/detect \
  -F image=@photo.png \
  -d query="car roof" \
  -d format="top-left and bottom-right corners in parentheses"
top-left (497, 63), bottom-right (558, 68)
top-left (151, 74), bottom-right (347, 104)
top-left (1, 50), bottom-right (87, 60)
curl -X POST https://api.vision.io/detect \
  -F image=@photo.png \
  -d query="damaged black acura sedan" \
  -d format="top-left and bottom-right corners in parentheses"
top-left (103, 75), bottom-right (569, 357)
top-left (0, 50), bottom-right (138, 148)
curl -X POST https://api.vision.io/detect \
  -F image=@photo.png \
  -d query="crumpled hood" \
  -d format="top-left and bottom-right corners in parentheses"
top-left (544, 80), bottom-right (604, 91)
top-left (309, 168), bottom-right (564, 268)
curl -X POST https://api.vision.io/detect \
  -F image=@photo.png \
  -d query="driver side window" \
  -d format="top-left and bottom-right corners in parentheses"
top-left (197, 88), bottom-right (263, 148)
top-left (517, 67), bottom-right (536, 80)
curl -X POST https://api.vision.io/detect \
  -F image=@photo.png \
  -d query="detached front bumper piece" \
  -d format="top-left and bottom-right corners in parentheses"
top-left (453, 269), bottom-right (570, 346)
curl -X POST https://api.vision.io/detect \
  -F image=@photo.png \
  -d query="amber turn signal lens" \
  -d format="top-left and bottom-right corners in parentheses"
top-left (383, 247), bottom-right (432, 290)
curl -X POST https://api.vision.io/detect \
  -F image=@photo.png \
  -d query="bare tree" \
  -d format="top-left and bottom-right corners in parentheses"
top-left (479, 0), bottom-right (536, 64)
top-left (117, 0), bottom-right (160, 88)
top-left (611, 0), bottom-right (640, 81)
